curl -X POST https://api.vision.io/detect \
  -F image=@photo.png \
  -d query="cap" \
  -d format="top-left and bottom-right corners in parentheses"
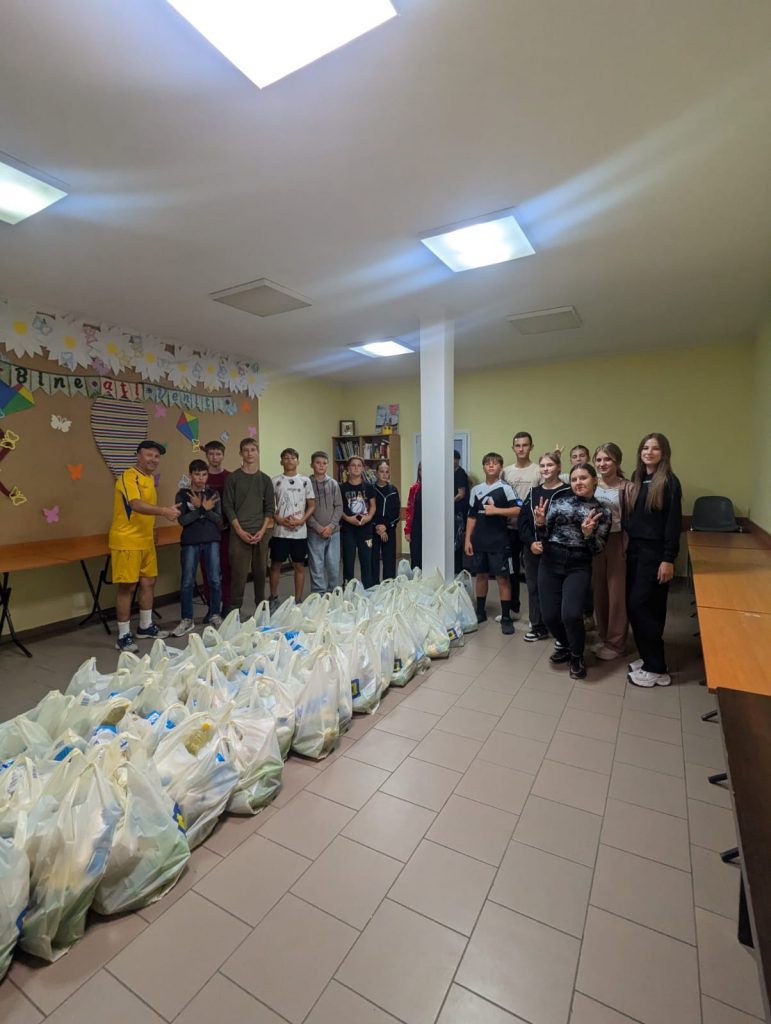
top-left (137, 439), bottom-right (167, 455)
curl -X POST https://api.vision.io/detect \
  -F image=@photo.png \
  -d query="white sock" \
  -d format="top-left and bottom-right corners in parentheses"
top-left (139, 609), bottom-right (152, 629)
top-left (117, 621), bottom-right (131, 638)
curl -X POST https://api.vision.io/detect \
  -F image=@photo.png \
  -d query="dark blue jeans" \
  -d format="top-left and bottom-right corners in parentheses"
top-left (181, 542), bottom-right (221, 620)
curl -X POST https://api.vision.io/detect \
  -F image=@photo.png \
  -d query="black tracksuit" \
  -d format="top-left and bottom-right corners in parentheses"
top-left (519, 483), bottom-right (570, 632)
top-left (373, 482), bottom-right (401, 582)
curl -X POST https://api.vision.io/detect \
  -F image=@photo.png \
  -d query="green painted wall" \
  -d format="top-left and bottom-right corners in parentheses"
top-left (750, 322), bottom-right (771, 531)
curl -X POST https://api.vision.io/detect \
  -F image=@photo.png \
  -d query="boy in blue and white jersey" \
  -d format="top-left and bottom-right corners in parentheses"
top-left (464, 452), bottom-right (522, 634)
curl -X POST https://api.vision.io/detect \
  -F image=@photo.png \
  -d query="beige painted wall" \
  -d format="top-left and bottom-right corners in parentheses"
top-left (750, 321), bottom-right (771, 532)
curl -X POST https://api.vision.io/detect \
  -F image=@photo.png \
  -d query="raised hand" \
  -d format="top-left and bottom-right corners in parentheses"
top-left (581, 509), bottom-right (602, 534)
top-left (202, 494), bottom-right (217, 511)
top-left (533, 497), bottom-right (548, 526)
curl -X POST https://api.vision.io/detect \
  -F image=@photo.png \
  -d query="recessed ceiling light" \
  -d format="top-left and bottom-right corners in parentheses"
top-left (0, 158), bottom-right (67, 225)
top-left (351, 339), bottom-right (413, 358)
top-left (420, 211), bottom-right (534, 272)
top-left (507, 306), bottom-right (582, 334)
top-left (164, 0), bottom-right (398, 89)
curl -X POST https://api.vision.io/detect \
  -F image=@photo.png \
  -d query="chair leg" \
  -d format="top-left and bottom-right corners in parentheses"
top-left (721, 847), bottom-right (740, 863)
top-left (708, 772), bottom-right (728, 785)
top-left (702, 709), bottom-right (718, 722)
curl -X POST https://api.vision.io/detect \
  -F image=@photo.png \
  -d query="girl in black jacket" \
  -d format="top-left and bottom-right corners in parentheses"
top-left (373, 460), bottom-right (401, 582)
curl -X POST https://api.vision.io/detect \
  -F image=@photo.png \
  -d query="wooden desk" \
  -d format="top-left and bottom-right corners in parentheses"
top-left (0, 527), bottom-right (182, 658)
top-left (699, 608), bottom-right (771, 694)
top-left (688, 531), bottom-right (768, 550)
top-left (717, 689), bottom-right (771, 1019)
top-left (688, 539), bottom-right (771, 614)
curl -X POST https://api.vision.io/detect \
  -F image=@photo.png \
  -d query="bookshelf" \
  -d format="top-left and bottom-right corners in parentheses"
top-left (332, 433), bottom-right (401, 490)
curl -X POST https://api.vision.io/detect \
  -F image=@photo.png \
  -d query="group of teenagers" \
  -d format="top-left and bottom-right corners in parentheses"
top-left (107, 430), bottom-right (682, 691)
top-left (456, 431), bottom-right (682, 687)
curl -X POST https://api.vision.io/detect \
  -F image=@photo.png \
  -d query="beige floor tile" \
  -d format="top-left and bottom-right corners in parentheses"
top-left (259, 790), bottom-right (355, 858)
top-left (337, 900), bottom-right (465, 1024)
top-left (685, 762), bottom-right (733, 809)
top-left (558, 707), bottom-right (619, 743)
top-left (442, 652), bottom-right (497, 676)
top-left (374, 705), bottom-right (441, 741)
top-left (292, 835), bottom-right (401, 929)
top-left (521, 669), bottom-right (577, 696)
top-left (410, 727), bottom-right (482, 772)
top-left (570, 993), bottom-right (640, 1023)
top-left (136, 844), bottom-right (222, 923)
top-left (438, 984), bottom-right (528, 1023)
top-left (575, 672), bottom-right (628, 696)
top-left (305, 757), bottom-right (390, 810)
top-left (9, 910), bottom-right (146, 1014)
top-left (477, 729), bottom-right (548, 774)
top-left (688, 799), bottom-right (737, 853)
top-left (344, 711), bottom-right (380, 740)
top-left (471, 664), bottom-right (533, 694)
top-left (590, 844), bottom-right (696, 943)
top-left (691, 845), bottom-right (740, 920)
top-left (614, 732), bottom-right (685, 778)
top-left (423, 669), bottom-right (477, 695)
top-left (510, 686), bottom-right (570, 717)
top-left (457, 901), bottom-right (580, 1024)
top-left (343, 729), bottom-right (417, 771)
top-left (576, 906), bottom-right (700, 1024)
top-left (312, 733), bottom-right (358, 772)
top-left (696, 908), bottom-right (767, 1019)
top-left (401, 686), bottom-right (460, 715)
top-left (514, 795), bottom-right (602, 867)
top-left (601, 798), bottom-right (691, 871)
top-left (608, 762), bottom-right (687, 818)
top-left (496, 706), bottom-right (560, 743)
top-left (222, 893), bottom-right (357, 1024)
top-left (203, 806), bottom-right (276, 857)
top-left (622, 684), bottom-right (681, 719)
top-left (108, 892), bottom-right (249, 1020)
top-left (620, 707), bottom-right (683, 745)
top-left (389, 839), bottom-right (495, 935)
top-left (381, 756), bottom-right (462, 811)
top-left (271, 758), bottom-right (321, 808)
top-left (490, 839), bottom-right (592, 937)
top-left (567, 688), bottom-right (623, 718)
top-left (194, 834), bottom-right (310, 925)
top-left (684, 730), bottom-right (726, 769)
top-left (174, 973), bottom-right (286, 1024)
top-left (701, 994), bottom-right (766, 1024)
top-left (456, 686), bottom-right (514, 715)
top-left (305, 981), bottom-right (402, 1023)
top-left (342, 792), bottom-right (435, 861)
top-left (546, 731), bottom-right (615, 775)
top-left (436, 705), bottom-right (500, 741)
top-left (427, 794), bottom-right (517, 866)
top-left (0, 983), bottom-right (43, 1024)
top-left (456, 759), bottom-right (534, 814)
top-left (44, 970), bottom-right (165, 1024)
top-left (532, 759), bottom-right (609, 815)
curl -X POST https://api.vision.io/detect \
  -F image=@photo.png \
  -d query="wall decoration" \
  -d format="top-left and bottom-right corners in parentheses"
top-left (240, 399), bottom-right (251, 413)
top-left (90, 398), bottom-right (150, 477)
top-left (42, 505), bottom-right (60, 524)
top-left (176, 410), bottom-right (200, 448)
top-left (339, 420), bottom-right (355, 437)
top-left (1, 318), bottom-right (44, 360)
top-left (220, 431), bottom-right (230, 444)
top-left (0, 426), bottom-right (25, 505)
top-left (177, 474), bottom-right (191, 489)
top-left (154, 404), bottom-right (167, 418)
top-left (0, 379), bottom-right (35, 417)
top-left (247, 425), bottom-right (258, 438)
top-left (67, 463), bottom-right (84, 480)
top-left (375, 404), bottom-right (399, 433)
top-left (50, 414), bottom-right (72, 432)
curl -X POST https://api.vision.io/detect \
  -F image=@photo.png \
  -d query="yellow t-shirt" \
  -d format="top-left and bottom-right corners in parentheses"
top-left (109, 467), bottom-right (157, 550)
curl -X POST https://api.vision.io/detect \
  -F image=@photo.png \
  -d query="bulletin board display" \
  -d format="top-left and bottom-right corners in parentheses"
top-left (0, 366), bottom-right (260, 544)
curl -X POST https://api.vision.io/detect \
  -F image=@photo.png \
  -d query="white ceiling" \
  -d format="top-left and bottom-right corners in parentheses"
top-left (1, 0), bottom-right (770, 382)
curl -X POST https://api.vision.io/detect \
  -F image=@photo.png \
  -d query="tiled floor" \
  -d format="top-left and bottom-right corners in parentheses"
top-left (0, 586), bottom-right (768, 1024)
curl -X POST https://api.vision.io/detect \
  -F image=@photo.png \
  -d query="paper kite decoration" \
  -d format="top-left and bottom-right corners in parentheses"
top-left (176, 410), bottom-right (199, 445)
top-left (0, 380), bottom-right (35, 417)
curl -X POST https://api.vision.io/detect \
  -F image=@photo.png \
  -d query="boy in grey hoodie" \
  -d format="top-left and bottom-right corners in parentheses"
top-left (307, 451), bottom-right (343, 593)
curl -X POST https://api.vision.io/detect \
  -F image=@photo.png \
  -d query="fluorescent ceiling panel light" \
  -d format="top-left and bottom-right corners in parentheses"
top-left (164, 0), bottom-right (397, 88)
top-left (351, 340), bottom-right (413, 358)
top-left (0, 159), bottom-right (67, 225)
top-left (211, 278), bottom-right (312, 317)
top-left (507, 306), bottom-right (582, 334)
top-left (420, 212), bottom-right (534, 272)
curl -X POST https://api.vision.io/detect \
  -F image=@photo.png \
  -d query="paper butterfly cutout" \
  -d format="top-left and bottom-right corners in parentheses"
top-left (220, 431), bottom-right (230, 444)
top-left (67, 464), bottom-right (84, 480)
top-left (43, 505), bottom-right (60, 523)
top-left (9, 487), bottom-right (27, 506)
top-left (0, 430), bottom-right (19, 450)
top-left (154, 405), bottom-right (167, 418)
top-left (50, 414), bottom-right (72, 432)
top-left (247, 425), bottom-right (257, 437)
top-left (192, 439), bottom-right (202, 452)
top-left (178, 474), bottom-right (191, 489)
top-left (241, 399), bottom-right (251, 413)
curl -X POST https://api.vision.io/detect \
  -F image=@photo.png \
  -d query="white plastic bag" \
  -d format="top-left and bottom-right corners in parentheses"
top-left (0, 837), bottom-right (29, 979)
top-left (445, 578), bottom-right (478, 634)
top-left (292, 650), bottom-right (341, 760)
top-left (225, 702), bottom-right (284, 814)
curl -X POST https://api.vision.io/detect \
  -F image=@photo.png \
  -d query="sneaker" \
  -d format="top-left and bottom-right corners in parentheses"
top-left (172, 618), bottom-right (195, 637)
top-left (523, 628), bottom-right (549, 642)
top-left (628, 668), bottom-right (671, 688)
top-left (501, 618), bottom-right (515, 636)
top-left (628, 658), bottom-right (644, 672)
top-left (115, 632), bottom-right (138, 653)
top-left (595, 645), bottom-right (621, 661)
top-left (268, 596), bottom-right (280, 614)
top-left (208, 614), bottom-right (223, 629)
top-left (569, 655), bottom-right (587, 679)
top-left (476, 609), bottom-right (488, 624)
top-left (549, 646), bottom-right (571, 664)
top-left (136, 623), bottom-right (170, 640)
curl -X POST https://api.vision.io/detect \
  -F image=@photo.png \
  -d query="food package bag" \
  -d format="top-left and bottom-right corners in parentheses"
top-left (0, 716), bottom-right (58, 762)
top-left (0, 756), bottom-right (46, 841)
top-left (412, 604), bottom-right (451, 659)
top-left (390, 611), bottom-right (422, 686)
top-left (65, 657), bottom-right (133, 698)
top-left (445, 578), bottom-right (478, 634)
top-left (20, 756), bottom-right (121, 961)
top-left (427, 589), bottom-right (465, 648)
top-left (153, 713), bottom-right (239, 849)
top-left (225, 702), bottom-right (284, 814)
top-left (366, 618), bottom-right (395, 698)
top-left (342, 627), bottom-right (381, 715)
top-left (0, 837), bottom-right (29, 980)
top-left (271, 597), bottom-right (304, 631)
top-left (253, 675), bottom-right (299, 759)
top-left (396, 558), bottom-right (413, 579)
top-left (292, 650), bottom-right (341, 760)
top-left (92, 759), bottom-right (189, 915)
top-left (120, 703), bottom-right (189, 756)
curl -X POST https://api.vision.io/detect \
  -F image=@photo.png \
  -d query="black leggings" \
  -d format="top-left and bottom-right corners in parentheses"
top-left (374, 530), bottom-right (397, 582)
top-left (626, 539), bottom-right (670, 674)
top-left (341, 527), bottom-right (375, 589)
top-left (538, 545), bottom-right (592, 655)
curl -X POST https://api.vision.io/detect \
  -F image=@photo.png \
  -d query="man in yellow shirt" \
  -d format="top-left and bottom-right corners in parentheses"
top-left (109, 440), bottom-right (180, 652)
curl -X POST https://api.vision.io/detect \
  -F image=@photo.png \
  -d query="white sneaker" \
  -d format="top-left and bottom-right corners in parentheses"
top-left (628, 668), bottom-right (671, 688)
top-left (628, 658), bottom-right (643, 672)
top-left (595, 646), bottom-right (621, 661)
top-left (172, 618), bottom-right (195, 637)
top-left (494, 612), bottom-right (521, 623)
top-left (208, 614), bottom-right (223, 629)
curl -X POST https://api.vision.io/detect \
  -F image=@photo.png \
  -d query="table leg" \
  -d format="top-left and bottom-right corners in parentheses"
top-left (0, 572), bottom-right (33, 658)
top-left (78, 557), bottom-right (112, 633)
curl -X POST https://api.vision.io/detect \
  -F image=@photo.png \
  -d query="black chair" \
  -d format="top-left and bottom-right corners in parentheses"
top-left (691, 495), bottom-right (741, 532)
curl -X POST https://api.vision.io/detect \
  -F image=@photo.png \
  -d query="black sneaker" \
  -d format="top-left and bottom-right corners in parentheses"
top-left (115, 632), bottom-right (139, 653)
top-left (476, 608), bottom-right (488, 624)
top-left (501, 618), bottom-right (515, 635)
top-left (549, 646), bottom-right (571, 664)
top-left (569, 655), bottom-right (587, 679)
top-left (523, 628), bottom-right (548, 642)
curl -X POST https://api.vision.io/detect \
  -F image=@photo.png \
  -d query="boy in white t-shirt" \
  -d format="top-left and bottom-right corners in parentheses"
top-left (268, 448), bottom-right (315, 611)
top-left (501, 431), bottom-right (541, 623)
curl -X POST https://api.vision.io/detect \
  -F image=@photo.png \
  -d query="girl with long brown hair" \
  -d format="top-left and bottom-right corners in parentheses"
top-left (624, 433), bottom-right (682, 687)
top-left (592, 443), bottom-right (628, 660)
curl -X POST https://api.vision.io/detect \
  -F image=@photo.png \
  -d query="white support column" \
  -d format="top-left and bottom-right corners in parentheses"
top-left (419, 316), bottom-right (454, 579)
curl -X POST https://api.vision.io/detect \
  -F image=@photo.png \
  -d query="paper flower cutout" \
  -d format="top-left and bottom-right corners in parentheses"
top-left (67, 463), bottom-right (83, 480)
top-left (167, 345), bottom-right (197, 389)
top-left (0, 317), bottom-right (45, 359)
top-left (196, 353), bottom-right (222, 392)
top-left (154, 404), bottom-right (167, 418)
top-left (50, 414), bottom-right (72, 432)
top-left (130, 336), bottom-right (167, 381)
top-left (46, 328), bottom-right (92, 370)
top-left (89, 332), bottom-right (130, 375)
top-left (42, 505), bottom-right (60, 524)
top-left (244, 366), bottom-right (266, 398)
top-left (221, 356), bottom-right (247, 393)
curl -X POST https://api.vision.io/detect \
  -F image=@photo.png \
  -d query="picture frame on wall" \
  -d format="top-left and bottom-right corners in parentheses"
top-left (339, 420), bottom-right (356, 436)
